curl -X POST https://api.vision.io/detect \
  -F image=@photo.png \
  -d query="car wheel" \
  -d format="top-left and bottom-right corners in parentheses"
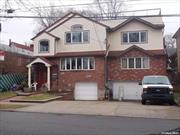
top-left (141, 99), bottom-right (146, 105)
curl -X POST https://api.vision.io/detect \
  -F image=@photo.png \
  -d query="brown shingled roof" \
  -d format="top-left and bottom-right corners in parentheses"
top-left (11, 42), bottom-right (33, 51)
top-left (108, 45), bottom-right (165, 56)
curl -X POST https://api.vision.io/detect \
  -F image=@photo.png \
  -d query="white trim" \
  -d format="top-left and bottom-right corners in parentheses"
top-left (60, 57), bottom-right (95, 71)
top-left (65, 30), bottom-right (90, 44)
top-left (121, 57), bottom-right (150, 70)
top-left (27, 58), bottom-right (51, 67)
top-left (38, 39), bottom-right (50, 53)
top-left (121, 30), bottom-right (148, 44)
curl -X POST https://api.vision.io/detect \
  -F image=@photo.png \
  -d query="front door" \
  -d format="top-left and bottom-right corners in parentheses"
top-left (35, 64), bottom-right (47, 88)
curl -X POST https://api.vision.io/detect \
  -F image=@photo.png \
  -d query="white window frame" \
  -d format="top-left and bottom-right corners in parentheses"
top-left (38, 39), bottom-right (50, 53)
top-left (60, 57), bottom-right (95, 71)
top-left (121, 31), bottom-right (148, 44)
top-left (121, 57), bottom-right (150, 69)
top-left (65, 30), bottom-right (90, 44)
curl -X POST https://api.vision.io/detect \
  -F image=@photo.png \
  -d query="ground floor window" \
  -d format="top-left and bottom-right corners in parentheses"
top-left (121, 57), bottom-right (149, 69)
top-left (60, 57), bottom-right (95, 71)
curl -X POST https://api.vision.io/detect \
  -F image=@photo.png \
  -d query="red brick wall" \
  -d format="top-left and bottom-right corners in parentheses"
top-left (108, 49), bottom-right (167, 81)
top-left (0, 51), bottom-right (30, 74)
top-left (49, 57), bottom-right (105, 100)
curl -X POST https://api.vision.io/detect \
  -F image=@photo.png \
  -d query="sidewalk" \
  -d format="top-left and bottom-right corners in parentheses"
top-left (16, 101), bottom-right (180, 119)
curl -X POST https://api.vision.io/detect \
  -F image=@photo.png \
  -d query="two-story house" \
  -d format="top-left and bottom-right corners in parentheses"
top-left (27, 12), bottom-right (166, 100)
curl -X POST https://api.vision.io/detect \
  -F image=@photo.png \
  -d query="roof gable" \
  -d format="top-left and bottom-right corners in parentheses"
top-left (173, 27), bottom-right (180, 38)
top-left (26, 57), bottom-right (55, 67)
top-left (31, 12), bottom-right (109, 40)
top-left (110, 17), bottom-right (164, 32)
top-left (119, 45), bottom-right (153, 57)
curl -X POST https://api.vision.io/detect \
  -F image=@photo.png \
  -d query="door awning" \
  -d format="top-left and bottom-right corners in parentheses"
top-left (26, 57), bottom-right (54, 67)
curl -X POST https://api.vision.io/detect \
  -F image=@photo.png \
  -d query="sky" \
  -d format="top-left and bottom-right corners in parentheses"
top-left (0, 0), bottom-right (180, 45)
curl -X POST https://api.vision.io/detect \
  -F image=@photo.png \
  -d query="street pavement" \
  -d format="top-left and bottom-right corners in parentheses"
top-left (16, 101), bottom-right (180, 119)
top-left (0, 111), bottom-right (179, 135)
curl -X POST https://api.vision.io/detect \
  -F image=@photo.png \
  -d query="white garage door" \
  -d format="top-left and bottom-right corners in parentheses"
top-left (113, 82), bottom-right (143, 100)
top-left (74, 82), bottom-right (98, 100)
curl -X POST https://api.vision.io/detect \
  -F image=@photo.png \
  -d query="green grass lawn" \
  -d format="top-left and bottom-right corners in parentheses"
top-left (174, 92), bottom-right (180, 102)
top-left (0, 104), bottom-right (29, 109)
top-left (22, 93), bottom-right (60, 100)
top-left (0, 91), bottom-right (16, 100)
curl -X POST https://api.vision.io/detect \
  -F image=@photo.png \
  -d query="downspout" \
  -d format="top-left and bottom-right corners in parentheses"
top-left (104, 36), bottom-right (110, 100)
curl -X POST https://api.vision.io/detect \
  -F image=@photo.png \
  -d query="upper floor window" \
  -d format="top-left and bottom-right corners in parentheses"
top-left (39, 40), bottom-right (49, 53)
top-left (122, 31), bottom-right (147, 44)
top-left (121, 57), bottom-right (149, 69)
top-left (65, 24), bottom-right (89, 44)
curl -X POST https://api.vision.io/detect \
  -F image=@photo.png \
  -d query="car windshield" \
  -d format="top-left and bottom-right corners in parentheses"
top-left (142, 76), bottom-right (171, 85)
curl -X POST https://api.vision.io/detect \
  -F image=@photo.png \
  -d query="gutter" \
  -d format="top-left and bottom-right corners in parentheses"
top-left (104, 37), bottom-right (111, 100)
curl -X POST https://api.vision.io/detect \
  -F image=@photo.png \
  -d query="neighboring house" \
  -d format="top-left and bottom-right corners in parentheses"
top-left (27, 12), bottom-right (166, 100)
top-left (173, 27), bottom-right (180, 73)
top-left (0, 43), bottom-right (32, 74)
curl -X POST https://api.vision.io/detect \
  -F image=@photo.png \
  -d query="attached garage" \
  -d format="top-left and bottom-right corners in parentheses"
top-left (74, 82), bottom-right (98, 100)
top-left (113, 81), bottom-right (143, 100)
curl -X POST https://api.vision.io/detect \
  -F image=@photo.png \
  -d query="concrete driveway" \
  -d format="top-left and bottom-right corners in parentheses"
top-left (16, 101), bottom-right (180, 119)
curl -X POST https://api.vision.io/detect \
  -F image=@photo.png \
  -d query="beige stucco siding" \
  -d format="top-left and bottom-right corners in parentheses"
top-left (33, 33), bottom-right (55, 56)
top-left (50, 15), bottom-right (107, 53)
top-left (108, 21), bottom-right (164, 51)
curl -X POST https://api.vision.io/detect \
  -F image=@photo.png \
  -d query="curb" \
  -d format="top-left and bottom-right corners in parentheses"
top-left (0, 109), bottom-right (180, 120)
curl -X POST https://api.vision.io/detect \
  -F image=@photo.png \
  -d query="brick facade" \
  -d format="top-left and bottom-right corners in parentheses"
top-left (108, 49), bottom-right (167, 81)
top-left (48, 57), bottom-right (105, 100)
top-left (0, 51), bottom-right (30, 74)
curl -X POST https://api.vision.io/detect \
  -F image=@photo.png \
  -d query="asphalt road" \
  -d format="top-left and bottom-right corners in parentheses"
top-left (0, 111), bottom-right (179, 135)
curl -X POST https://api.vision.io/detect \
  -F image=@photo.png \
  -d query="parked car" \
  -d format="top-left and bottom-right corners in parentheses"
top-left (139, 75), bottom-right (174, 105)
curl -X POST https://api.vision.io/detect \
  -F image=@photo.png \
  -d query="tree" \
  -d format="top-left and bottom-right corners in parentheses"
top-left (14, 0), bottom-right (125, 33)
top-left (94, 0), bottom-right (125, 19)
top-left (164, 33), bottom-right (176, 48)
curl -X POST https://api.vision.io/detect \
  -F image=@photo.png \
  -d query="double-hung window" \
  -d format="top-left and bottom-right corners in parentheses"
top-left (121, 57), bottom-right (149, 69)
top-left (60, 57), bottom-right (95, 71)
top-left (122, 31), bottom-right (147, 44)
top-left (39, 40), bottom-right (49, 53)
top-left (66, 31), bottom-right (89, 44)
top-left (65, 24), bottom-right (89, 44)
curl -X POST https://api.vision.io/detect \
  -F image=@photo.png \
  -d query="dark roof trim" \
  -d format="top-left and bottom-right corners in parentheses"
top-left (110, 17), bottom-right (164, 32)
top-left (31, 12), bottom-right (110, 40)
top-left (31, 12), bottom-right (73, 40)
top-left (45, 32), bottom-right (60, 40)
top-left (47, 14), bottom-right (76, 32)
top-left (43, 51), bottom-right (106, 57)
top-left (108, 45), bottom-right (165, 57)
top-left (47, 12), bottom-right (109, 32)
top-left (120, 45), bottom-right (153, 56)
top-left (173, 27), bottom-right (180, 38)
